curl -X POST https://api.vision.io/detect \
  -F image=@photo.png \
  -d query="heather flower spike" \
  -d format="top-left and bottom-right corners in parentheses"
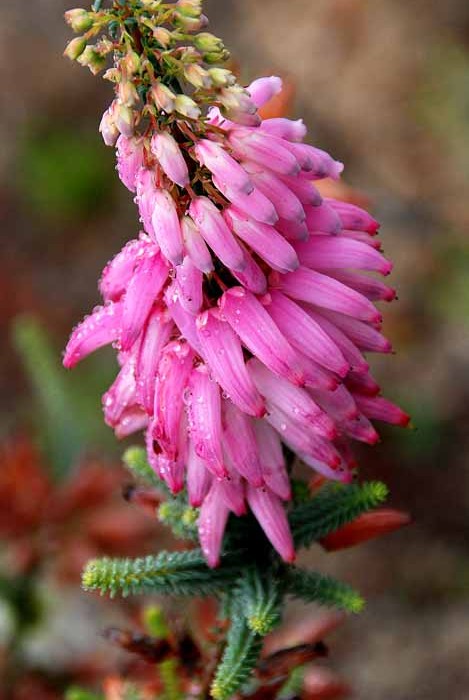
top-left (63, 0), bottom-right (408, 570)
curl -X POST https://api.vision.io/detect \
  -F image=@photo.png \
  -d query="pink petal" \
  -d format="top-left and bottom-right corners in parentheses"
top-left (196, 308), bottom-right (265, 418)
top-left (219, 287), bottom-right (304, 385)
top-left (114, 406), bottom-right (148, 439)
top-left (63, 301), bottom-right (123, 368)
top-left (325, 270), bottom-right (396, 302)
top-left (156, 451), bottom-right (186, 494)
top-left (249, 359), bottom-right (336, 440)
top-left (266, 409), bottom-right (341, 468)
top-left (259, 117), bottom-right (307, 142)
top-left (275, 217), bottom-right (309, 241)
top-left (295, 236), bottom-right (392, 275)
top-left (246, 485), bottom-right (295, 563)
top-left (195, 139), bottom-right (253, 194)
top-left (116, 135), bottom-right (145, 192)
top-left (189, 196), bottom-right (245, 271)
top-left (317, 309), bottom-right (392, 353)
top-left (267, 290), bottom-right (349, 376)
top-left (151, 131), bottom-right (189, 187)
top-left (150, 189), bottom-right (184, 265)
top-left (304, 203), bottom-right (342, 234)
top-left (300, 451), bottom-right (353, 483)
top-left (226, 208), bottom-right (299, 273)
top-left (164, 282), bottom-right (203, 355)
top-left (222, 401), bottom-right (264, 486)
top-left (280, 266), bottom-right (382, 323)
top-left (279, 175), bottom-right (322, 206)
top-left (136, 305), bottom-right (173, 414)
top-left (152, 341), bottom-right (194, 460)
top-left (121, 250), bottom-right (169, 351)
top-left (345, 371), bottom-right (380, 397)
top-left (103, 355), bottom-right (138, 430)
top-left (175, 256), bottom-right (203, 314)
top-left (325, 198), bottom-right (380, 233)
top-left (354, 395), bottom-right (410, 427)
top-left (213, 175), bottom-right (278, 225)
top-left (186, 366), bottom-right (227, 478)
top-left (198, 481), bottom-right (230, 568)
top-left (187, 440), bottom-right (212, 507)
top-left (181, 216), bottom-right (214, 273)
top-left (283, 143), bottom-right (343, 179)
top-left (246, 76), bottom-right (283, 107)
top-left (308, 384), bottom-right (359, 424)
top-left (341, 412), bottom-right (379, 444)
top-left (305, 308), bottom-right (369, 375)
top-left (99, 235), bottom-right (152, 302)
top-left (229, 129), bottom-right (300, 176)
top-left (340, 229), bottom-right (382, 248)
top-left (136, 168), bottom-right (157, 238)
top-left (245, 167), bottom-right (306, 223)
top-left (231, 245), bottom-right (268, 295)
top-left (217, 474), bottom-right (246, 516)
top-left (253, 420), bottom-right (291, 500)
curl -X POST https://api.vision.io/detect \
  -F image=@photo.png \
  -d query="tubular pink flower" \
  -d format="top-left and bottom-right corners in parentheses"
top-left (213, 175), bottom-right (278, 225)
top-left (294, 236), bottom-right (392, 275)
top-left (317, 309), bottom-right (392, 354)
top-left (229, 129), bottom-right (300, 176)
top-left (63, 301), bottom-right (123, 368)
top-left (246, 485), bottom-right (295, 563)
top-left (198, 481), bottom-right (230, 568)
top-left (189, 196), bottom-right (245, 272)
top-left (121, 249), bottom-right (169, 351)
top-left (219, 287), bottom-right (304, 386)
top-left (150, 189), bottom-right (185, 265)
top-left (231, 246), bottom-right (268, 295)
top-left (186, 366), bottom-right (227, 479)
top-left (325, 198), bottom-right (380, 233)
top-left (151, 131), bottom-right (189, 188)
top-left (186, 440), bottom-right (212, 508)
top-left (195, 139), bottom-right (253, 194)
top-left (304, 203), bottom-right (342, 234)
top-left (196, 309), bottom-right (265, 418)
top-left (244, 166), bottom-right (305, 223)
top-left (116, 135), bottom-right (145, 192)
top-left (136, 306), bottom-right (173, 415)
top-left (279, 266), bottom-right (382, 323)
top-left (267, 290), bottom-right (349, 376)
top-left (354, 395), bottom-right (410, 427)
top-left (175, 256), bottom-right (203, 314)
top-left (152, 341), bottom-right (194, 459)
top-left (181, 216), bottom-right (214, 273)
top-left (99, 235), bottom-right (151, 302)
top-left (259, 117), bottom-right (307, 142)
top-left (253, 420), bottom-right (291, 501)
top-left (225, 208), bottom-right (299, 273)
top-left (164, 282), bottom-right (203, 355)
top-left (247, 76), bottom-right (283, 108)
top-left (329, 269), bottom-right (397, 302)
top-left (222, 401), bottom-right (263, 487)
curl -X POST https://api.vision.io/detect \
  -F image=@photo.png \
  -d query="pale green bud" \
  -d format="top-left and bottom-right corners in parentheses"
top-left (176, 0), bottom-right (202, 18)
top-left (204, 49), bottom-right (230, 64)
top-left (153, 27), bottom-right (173, 48)
top-left (208, 68), bottom-right (235, 87)
top-left (103, 68), bottom-right (120, 82)
top-left (184, 63), bottom-right (212, 90)
top-left (64, 8), bottom-right (94, 33)
top-left (77, 45), bottom-right (106, 74)
top-left (151, 82), bottom-right (176, 112)
top-left (193, 32), bottom-right (224, 54)
top-left (174, 94), bottom-right (201, 119)
top-left (118, 80), bottom-right (139, 107)
top-left (114, 103), bottom-right (135, 137)
top-left (123, 50), bottom-right (140, 75)
top-left (63, 36), bottom-right (87, 61)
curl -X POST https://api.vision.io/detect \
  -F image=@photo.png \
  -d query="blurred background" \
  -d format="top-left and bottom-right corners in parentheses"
top-left (1, 0), bottom-right (469, 698)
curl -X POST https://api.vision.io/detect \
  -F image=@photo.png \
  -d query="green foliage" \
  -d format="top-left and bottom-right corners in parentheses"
top-left (286, 568), bottom-right (364, 614)
top-left (290, 481), bottom-right (388, 549)
top-left (239, 568), bottom-right (282, 636)
top-left (65, 688), bottom-right (104, 700)
top-left (82, 549), bottom-right (238, 598)
top-left (122, 446), bottom-right (166, 488)
top-left (211, 613), bottom-right (263, 700)
top-left (144, 605), bottom-right (170, 640)
top-left (157, 500), bottom-right (199, 540)
top-left (159, 659), bottom-right (183, 700)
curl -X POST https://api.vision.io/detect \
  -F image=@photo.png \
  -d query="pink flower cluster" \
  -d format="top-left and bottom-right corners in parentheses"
top-left (64, 76), bottom-right (408, 567)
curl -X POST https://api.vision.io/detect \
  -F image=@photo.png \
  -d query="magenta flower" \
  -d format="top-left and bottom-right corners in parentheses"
top-left (64, 75), bottom-right (408, 568)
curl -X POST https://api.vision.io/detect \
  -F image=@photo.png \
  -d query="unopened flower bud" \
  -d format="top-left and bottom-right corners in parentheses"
top-left (153, 27), bottom-right (173, 48)
top-left (77, 45), bottom-right (106, 74)
top-left (219, 86), bottom-right (256, 114)
top-left (115, 103), bottom-right (135, 137)
top-left (118, 80), bottom-right (139, 107)
top-left (208, 68), bottom-right (235, 87)
top-left (103, 68), bottom-right (120, 82)
top-left (123, 50), bottom-right (140, 75)
top-left (174, 13), bottom-right (206, 32)
top-left (176, 0), bottom-right (202, 18)
top-left (99, 104), bottom-right (119, 146)
top-left (151, 82), bottom-right (176, 113)
top-left (63, 36), bottom-right (87, 61)
top-left (64, 8), bottom-right (94, 33)
top-left (203, 49), bottom-right (230, 64)
top-left (193, 32), bottom-right (224, 54)
top-left (184, 64), bottom-right (212, 90)
top-left (174, 94), bottom-right (201, 119)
